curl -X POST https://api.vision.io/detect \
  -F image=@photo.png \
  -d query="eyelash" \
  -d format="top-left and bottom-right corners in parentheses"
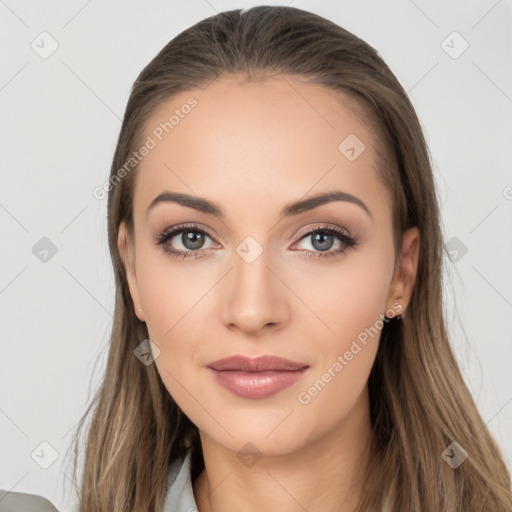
top-left (155, 223), bottom-right (358, 261)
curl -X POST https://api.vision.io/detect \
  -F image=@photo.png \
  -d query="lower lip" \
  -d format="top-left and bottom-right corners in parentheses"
top-left (207, 367), bottom-right (309, 399)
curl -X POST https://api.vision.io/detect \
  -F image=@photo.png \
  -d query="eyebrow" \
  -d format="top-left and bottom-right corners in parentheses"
top-left (147, 190), bottom-right (372, 220)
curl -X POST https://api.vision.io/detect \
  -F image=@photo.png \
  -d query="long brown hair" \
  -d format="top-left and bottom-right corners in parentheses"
top-left (68, 6), bottom-right (512, 511)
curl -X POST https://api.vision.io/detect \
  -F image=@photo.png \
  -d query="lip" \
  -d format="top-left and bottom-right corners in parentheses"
top-left (207, 354), bottom-right (309, 372)
top-left (206, 355), bottom-right (310, 399)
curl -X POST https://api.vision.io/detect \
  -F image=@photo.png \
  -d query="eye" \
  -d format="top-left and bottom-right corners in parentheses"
top-left (155, 223), bottom-right (218, 260)
top-left (155, 223), bottom-right (358, 261)
top-left (291, 225), bottom-right (357, 260)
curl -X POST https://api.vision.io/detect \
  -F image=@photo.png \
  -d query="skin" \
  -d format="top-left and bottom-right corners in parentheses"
top-left (118, 74), bottom-right (420, 512)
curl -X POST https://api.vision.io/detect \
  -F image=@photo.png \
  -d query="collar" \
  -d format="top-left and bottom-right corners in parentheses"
top-left (163, 446), bottom-right (199, 512)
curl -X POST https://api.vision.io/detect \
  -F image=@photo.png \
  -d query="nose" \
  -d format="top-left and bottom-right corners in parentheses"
top-left (221, 246), bottom-right (290, 337)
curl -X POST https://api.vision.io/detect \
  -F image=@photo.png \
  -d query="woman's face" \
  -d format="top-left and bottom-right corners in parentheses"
top-left (119, 74), bottom-right (419, 456)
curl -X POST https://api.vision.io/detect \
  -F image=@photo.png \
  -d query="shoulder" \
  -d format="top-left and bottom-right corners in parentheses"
top-left (0, 490), bottom-right (59, 512)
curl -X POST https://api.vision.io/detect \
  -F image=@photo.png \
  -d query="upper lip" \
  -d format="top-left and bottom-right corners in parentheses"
top-left (207, 355), bottom-right (309, 372)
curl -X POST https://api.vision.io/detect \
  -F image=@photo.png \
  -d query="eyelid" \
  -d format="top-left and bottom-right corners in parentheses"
top-left (155, 222), bottom-right (219, 244)
top-left (294, 223), bottom-right (352, 240)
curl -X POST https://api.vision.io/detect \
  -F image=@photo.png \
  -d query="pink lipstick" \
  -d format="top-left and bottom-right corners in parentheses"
top-left (206, 355), bottom-right (309, 399)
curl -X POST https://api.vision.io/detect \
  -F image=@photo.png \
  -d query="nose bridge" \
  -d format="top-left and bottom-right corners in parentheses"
top-left (221, 236), bottom-right (287, 333)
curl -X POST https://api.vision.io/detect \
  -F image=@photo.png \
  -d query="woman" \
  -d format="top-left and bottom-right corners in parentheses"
top-left (70, 5), bottom-right (512, 511)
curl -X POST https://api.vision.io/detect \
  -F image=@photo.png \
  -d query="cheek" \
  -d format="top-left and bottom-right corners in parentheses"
top-left (133, 251), bottom-right (236, 441)
top-left (135, 245), bottom-right (207, 339)
top-left (289, 248), bottom-right (393, 348)
top-left (291, 252), bottom-right (391, 413)
top-left (134, 250), bottom-right (211, 402)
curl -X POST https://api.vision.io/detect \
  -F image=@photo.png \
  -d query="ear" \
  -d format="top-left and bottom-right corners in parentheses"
top-left (385, 226), bottom-right (420, 318)
top-left (118, 221), bottom-right (145, 322)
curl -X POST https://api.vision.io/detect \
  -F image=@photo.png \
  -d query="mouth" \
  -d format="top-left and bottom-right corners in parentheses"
top-left (207, 354), bottom-right (309, 372)
top-left (206, 355), bottom-right (310, 399)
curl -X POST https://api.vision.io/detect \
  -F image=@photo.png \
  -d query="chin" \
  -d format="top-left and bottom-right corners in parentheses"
top-left (199, 420), bottom-right (312, 460)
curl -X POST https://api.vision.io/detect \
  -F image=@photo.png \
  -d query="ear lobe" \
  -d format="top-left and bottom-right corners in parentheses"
top-left (118, 221), bottom-right (145, 322)
top-left (386, 226), bottom-right (420, 315)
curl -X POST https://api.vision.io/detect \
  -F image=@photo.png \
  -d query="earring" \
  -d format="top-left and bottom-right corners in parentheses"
top-left (393, 300), bottom-right (403, 320)
top-left (386, 300), bottom-right (403, 320)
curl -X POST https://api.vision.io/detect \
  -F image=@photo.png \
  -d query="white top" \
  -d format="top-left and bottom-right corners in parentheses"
top-left (163, 446), bottom-right (199, 512)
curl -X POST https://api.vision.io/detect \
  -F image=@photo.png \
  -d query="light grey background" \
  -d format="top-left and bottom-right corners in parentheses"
top-left (1, 0), bottom-right (511, 510)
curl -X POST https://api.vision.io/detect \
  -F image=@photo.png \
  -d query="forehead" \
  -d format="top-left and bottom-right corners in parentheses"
top-left (133, 74), bottom-right (389, 223)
